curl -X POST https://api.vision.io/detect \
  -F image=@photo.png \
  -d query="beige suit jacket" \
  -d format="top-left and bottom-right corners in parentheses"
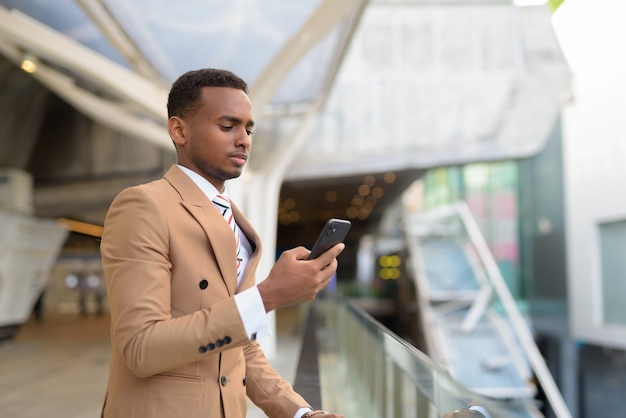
top-left (100, 165), bottom-right (308, 418)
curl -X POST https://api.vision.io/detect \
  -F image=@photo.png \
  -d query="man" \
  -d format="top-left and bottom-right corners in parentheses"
top-left (100, 68), bottom-right (344, 418)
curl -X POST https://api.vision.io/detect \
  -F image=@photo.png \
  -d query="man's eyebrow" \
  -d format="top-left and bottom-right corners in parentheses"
top-left (219, 115), bottom-right (255, 127)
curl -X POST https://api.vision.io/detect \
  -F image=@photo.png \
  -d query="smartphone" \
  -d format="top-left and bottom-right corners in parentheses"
top-left (307, 218), bottom-right (351, 260)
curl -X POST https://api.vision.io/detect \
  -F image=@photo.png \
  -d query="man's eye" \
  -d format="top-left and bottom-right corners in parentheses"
top-left (220, 125), bottom-right (234, 131)
top-left (247, 130), bottom-right (254, 136)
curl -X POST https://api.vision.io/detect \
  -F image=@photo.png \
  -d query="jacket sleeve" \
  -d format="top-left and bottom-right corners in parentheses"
top-left (243, 340), bottom-right (310, 418)
top-left (101, 186), bottom-right (250, 377)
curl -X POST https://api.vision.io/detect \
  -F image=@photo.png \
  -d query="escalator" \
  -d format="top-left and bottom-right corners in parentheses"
top-left (402, 202), bottom-right (570, 417)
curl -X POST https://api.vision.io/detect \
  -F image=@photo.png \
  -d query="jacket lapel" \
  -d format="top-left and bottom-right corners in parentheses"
top-left (164, 165), bottom-right (238, 295)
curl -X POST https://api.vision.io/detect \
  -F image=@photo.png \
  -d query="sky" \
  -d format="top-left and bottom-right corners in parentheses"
top-left (551, 0), bottom-right (626, 77)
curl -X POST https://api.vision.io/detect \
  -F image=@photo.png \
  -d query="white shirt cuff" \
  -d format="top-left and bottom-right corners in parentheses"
top-left (295, 407), bottom-right (312, 418)
top-left (234, 286), bottom-right (272, 341)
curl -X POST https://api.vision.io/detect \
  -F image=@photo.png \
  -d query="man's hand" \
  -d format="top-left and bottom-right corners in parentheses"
top-left (257, 243), bottom-right (345, 312)
top-left (442, 410), bottom-right (483, 418)
top-left (442, 405), bottom-right (489, 418)
top-left (301, 411), bottom-right (344, 418)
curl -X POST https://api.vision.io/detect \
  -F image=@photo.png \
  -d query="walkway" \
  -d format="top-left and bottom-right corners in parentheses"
top-left (0, 308), bottom-right (303, 418)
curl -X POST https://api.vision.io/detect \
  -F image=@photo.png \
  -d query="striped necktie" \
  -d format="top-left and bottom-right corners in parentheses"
top-left (213, 194), bottom-right (242, 277)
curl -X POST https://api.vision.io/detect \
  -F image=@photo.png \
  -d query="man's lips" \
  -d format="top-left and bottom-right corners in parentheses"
top-left (230, 153), bottom-right (247, 166)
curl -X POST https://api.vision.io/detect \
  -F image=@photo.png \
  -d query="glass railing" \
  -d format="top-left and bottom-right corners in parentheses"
top-left (313, 296), bottom-right (544, 418)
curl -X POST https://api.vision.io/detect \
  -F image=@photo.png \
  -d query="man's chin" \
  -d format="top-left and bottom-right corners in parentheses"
top-left (224, 169), bottom-right (243, 181)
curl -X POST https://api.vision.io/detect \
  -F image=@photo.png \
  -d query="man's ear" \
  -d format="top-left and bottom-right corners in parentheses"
top-left (168, 116), bottom-right (187, 146)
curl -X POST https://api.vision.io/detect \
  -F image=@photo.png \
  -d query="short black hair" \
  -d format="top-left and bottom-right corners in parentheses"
top-left (167, 68), bottom-right (249, 119)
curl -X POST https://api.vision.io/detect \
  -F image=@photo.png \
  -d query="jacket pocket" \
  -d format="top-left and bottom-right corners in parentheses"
top-left (144, 373), bottom-right (208, 417)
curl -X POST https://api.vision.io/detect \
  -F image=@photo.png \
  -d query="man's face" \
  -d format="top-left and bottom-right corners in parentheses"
top-left (172, 86), bottom-right (254, 191)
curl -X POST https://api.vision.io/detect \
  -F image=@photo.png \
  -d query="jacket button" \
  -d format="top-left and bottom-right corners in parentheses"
top-left (198, 345), bottom-right (207, 353)
top-left (221, 376), bottom-right (227, 386)
top-left (207, 343), bottom-right (216, 351)
top-left (216, 339), bottom-right (224, 348)
top-left (223, 336), bottom-right (232, 344)
top-left (199, 279), bottom-right (209, 289)
top-left (243, 377), bottom-right (247, 386)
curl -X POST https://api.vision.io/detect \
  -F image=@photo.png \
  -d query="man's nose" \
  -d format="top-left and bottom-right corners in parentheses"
top-left (235, 128), bottom-right (251, 147)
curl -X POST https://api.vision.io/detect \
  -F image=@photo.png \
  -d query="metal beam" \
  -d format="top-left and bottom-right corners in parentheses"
top-left (249, 0), bottom-right (367, 111)
top-left (0, 41), bottom-right (171, 150)
top-left (75, 0), bottom-right (168, 86)
top-left (0, 6), bottom-right (168, 120)
top-left (247, 0), bottom-right (368, 179)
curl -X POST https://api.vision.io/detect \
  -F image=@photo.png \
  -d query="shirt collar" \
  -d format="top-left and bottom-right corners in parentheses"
top-left (177, 164), bottom-right (228, 202)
